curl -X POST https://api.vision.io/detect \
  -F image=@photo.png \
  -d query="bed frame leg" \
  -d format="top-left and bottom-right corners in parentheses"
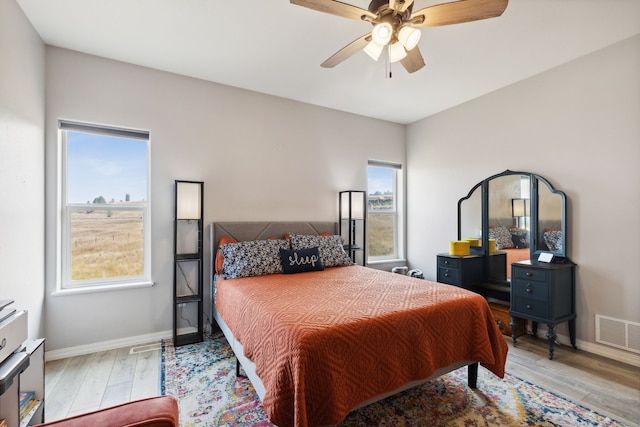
top-left (467, 362), bottom-right (478, 389)
top-left (235, 356), bottom-right (246, 378)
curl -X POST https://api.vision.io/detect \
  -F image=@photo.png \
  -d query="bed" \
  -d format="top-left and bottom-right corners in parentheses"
top-left (210, 221), bottom-right (508, 427)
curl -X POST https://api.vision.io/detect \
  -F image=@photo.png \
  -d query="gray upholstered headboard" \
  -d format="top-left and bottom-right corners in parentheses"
top-left (210, 221), bottom-right (338, 260)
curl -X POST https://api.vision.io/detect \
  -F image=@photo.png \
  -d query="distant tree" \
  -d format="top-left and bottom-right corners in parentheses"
top-left (110, 198), bottom-right (115, 203)
top-left (93, 196), bottom-right (106, 204)
top-left (125, 193), bottom-right (130, 202)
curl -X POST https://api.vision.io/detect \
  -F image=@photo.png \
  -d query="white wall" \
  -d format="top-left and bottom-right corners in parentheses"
top-left (0, 0), bottom-right (46, 339)
top-left (44, 47), bottom-right (405, 351)
top-left (407, 35), bottom-right (640, 359)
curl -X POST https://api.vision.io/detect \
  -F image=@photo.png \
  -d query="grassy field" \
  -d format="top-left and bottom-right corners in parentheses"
top-left (71, 209), bottom-right (393, 279)
top-left (70, 209), bottom-right (144, 280)
top-left (368, 212), bottom-right (394, 257)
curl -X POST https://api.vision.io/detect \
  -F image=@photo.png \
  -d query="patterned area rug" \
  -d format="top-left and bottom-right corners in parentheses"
top-left (161, 333), bottom-right (626, 427)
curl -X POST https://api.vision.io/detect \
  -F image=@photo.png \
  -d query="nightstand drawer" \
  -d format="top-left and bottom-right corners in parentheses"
top-left (512, 267), bottom-right (548, 282)
top-left (512, 296), bottom-right (548, 319)
top-left (438, 267), bottom-right (459, 285)
top-left (438, 257), bottom-right (460, 269)
top-left (511, 279), bottom-right (549, 299)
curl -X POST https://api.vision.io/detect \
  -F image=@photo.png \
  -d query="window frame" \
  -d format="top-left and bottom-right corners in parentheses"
top-left (56, 120), bottom-right (152, 293)
top-left (366, 161), bottom-right (405, 264)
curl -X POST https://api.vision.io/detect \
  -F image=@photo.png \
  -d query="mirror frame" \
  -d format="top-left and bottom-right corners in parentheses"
top-left (457, 169), bottom-right (567, 260)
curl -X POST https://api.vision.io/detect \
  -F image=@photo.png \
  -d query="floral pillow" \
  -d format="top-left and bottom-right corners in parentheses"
top-left (544, 230), bottom-right (563, 252)
top-left (488, 226), bottom-right (514, 250)
top-left (288, 233), bottom-right (353, 268)
top-left (220, 239), bottom-right (290, 279)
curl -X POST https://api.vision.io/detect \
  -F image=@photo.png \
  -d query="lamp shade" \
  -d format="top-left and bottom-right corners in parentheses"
top-left (176, 181), bottom-right (202, 220)
top-left (340, 191), bottom-right (365, 220)
top-left (512, 198), bottom-right (527, 218)
top-left (388, 42), bottom-right (407, 63)
top-left (398, 26), bottom-right (421, 50)
top-left (364, 40), bottom-right (384, 61)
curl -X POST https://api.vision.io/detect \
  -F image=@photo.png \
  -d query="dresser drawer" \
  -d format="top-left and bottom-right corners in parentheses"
top-left (438, 257), bottom-right (460, 269)
top-left (511, 279), bottom-right (549, 299)
top-left (438, 267), bottom-right (459, 285)
top-left (512, 267), bottom-right (548, 282)
top-left (0, 310), bottom-right (28, 364)
top-left (512, 297), bottom-right (548, 319)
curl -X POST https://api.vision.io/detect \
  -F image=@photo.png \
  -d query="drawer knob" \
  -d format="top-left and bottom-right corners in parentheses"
top-left (526, 304), bottom-right (533, 310)
top-left (525, 272), bottom-right (533, 277)
top-left (444, 260), bottom-right (449, 265)
top-left (526, 286), bottom-right (533, 293)
top-left (444, 272), bottom-right (450, 277)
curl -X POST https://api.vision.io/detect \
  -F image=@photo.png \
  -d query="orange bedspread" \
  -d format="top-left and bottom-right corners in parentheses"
top-left (216, 265), bottom-right (508, 427)
top-left (505, 248), bottom-right (531, 278)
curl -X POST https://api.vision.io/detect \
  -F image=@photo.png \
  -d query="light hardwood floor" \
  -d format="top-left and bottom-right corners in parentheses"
top-left (44, 342), bottom-right (162, 422)
top-left (44, 335), bottom-right (640, 426)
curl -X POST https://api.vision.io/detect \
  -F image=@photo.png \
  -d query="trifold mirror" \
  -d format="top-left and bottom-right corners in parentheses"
top-left (458, 170), bottom-right (567, 283)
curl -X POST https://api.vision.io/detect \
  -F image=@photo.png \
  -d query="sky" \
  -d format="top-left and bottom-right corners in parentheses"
top-left (66, 131), bottom-right (387, 203)
top-left (67, 131), bottom-right (148, 204)
top-left (367, 165), bottom-right (393, 195)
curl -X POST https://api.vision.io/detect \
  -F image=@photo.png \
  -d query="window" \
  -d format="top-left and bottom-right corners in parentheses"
top-left (367, 161), bottom-right (404, 262)
top-left (58, 121), bottom-right (150, 291)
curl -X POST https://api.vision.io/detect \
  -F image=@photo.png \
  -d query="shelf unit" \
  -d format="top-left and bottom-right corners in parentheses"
top-left (0, 337), bottom-right (45, 427)
top-left (173, 180), bottom-right (204, 346)
top-left (339, 190), bottom-right (366, 266)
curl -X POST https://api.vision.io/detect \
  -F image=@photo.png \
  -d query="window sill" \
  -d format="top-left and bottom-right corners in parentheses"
top-left (52, 281), bottom-right (155, 296)
top-left (367, 258), bottom-right (407, 266)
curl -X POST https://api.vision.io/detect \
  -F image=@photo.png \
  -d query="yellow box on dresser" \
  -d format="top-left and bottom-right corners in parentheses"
top-left (449, 240), bottom-right (470, 256)
top-left (462, 238), bottom-right (480, 247)
top-left (489, 302), bottom-right (525, 337)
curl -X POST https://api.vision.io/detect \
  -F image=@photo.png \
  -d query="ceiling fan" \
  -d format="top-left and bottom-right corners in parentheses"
top-left (290, 0), bottom-right (509, 73)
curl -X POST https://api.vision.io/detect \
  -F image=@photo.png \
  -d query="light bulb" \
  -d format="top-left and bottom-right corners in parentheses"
top-left (371, 23), bottom-right (392, 46)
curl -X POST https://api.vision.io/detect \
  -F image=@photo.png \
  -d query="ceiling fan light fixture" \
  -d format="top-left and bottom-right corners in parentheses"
top-left (398, 26), bottom-right (421, 50)
top-left (371, 22), bottom-right (392, 46)
top-left (388, 42), bottom-right (407, 63)
top-left (364, 40), bottom-right (384, 61)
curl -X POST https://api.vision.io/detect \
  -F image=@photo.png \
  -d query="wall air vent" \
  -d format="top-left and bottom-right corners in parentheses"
top-left (596, 315), bottom-right (640, 354)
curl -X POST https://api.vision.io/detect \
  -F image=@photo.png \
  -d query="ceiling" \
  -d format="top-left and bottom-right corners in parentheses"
top-left (16, 0), bottom-right (640, 124)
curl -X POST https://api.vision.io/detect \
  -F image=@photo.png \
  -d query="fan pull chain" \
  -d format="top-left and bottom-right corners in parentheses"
top-left (386, 45), bottom-right (393, 79)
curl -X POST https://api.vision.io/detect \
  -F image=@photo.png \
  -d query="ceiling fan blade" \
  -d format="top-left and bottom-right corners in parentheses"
top-left (410, 0), bottom-right (508, 28)
top-left (400, 46), bottom-right (425, 73)
top-left (321, 33), bottom-right (371, 68)
top-left (291, 0), bottom-right (376, 21)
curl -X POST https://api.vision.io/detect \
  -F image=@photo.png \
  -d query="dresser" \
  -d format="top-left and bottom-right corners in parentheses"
top-left (436, 253), bottom-right (483, 290)
top-left (436, 252), bottom-right (510, 301)
top-left (510, 260), bottom-right (576, 360)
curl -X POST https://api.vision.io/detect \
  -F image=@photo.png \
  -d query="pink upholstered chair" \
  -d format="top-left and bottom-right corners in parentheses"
top-left (34, 396), bottom-right (179, 427)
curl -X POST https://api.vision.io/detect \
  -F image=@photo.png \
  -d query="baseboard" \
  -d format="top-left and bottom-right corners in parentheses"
top-left (548, 331), bottom-right (640, 367)
top-left (45, 329), bottom-right (173, 362)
